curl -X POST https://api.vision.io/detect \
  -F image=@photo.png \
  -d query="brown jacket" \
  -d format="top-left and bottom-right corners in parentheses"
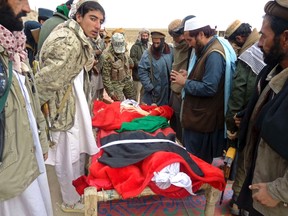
top-left (181, 39), bottom-right (225, 132)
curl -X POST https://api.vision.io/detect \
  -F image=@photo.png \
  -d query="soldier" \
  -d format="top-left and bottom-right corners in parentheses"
top-left (35, 0), bottom-right (105, 213)
top-left (102, 32), bottom-right (136, 101)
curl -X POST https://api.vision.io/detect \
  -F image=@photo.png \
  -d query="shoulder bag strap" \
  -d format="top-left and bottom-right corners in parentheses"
top-left (53, 84), bottom-right (73, 121)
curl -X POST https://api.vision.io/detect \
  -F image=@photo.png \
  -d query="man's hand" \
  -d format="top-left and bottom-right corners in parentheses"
top-left (110, 94), bottom-right (119, 101)
top-left (43, 152), bottom-right (48, 161)
top-left (233, 114), bottom-right (242, 128)
top-left (170, 69), bottom-right (187, 86)
top-left (249, 183), bottom-right (280, 207)
top-left (227, 130), bottom-right (237, 140)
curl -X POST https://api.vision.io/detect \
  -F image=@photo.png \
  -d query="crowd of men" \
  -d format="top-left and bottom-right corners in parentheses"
top-left (0, 0), bottom-right (288, 215)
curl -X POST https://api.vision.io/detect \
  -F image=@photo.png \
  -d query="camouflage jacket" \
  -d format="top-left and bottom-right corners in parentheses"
top-left (101, 46), bottom-right (134, 97)
top-left (35, 19), bottom-right (94, 131)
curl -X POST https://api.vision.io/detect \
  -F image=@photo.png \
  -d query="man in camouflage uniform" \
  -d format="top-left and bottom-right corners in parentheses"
top-left (35, 0), bottom-right (106, 213)
top-left (102, 32), bottom-right (136, 101)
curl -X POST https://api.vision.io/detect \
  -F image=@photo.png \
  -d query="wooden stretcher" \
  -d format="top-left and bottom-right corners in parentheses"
top-left (84, 183), bottom-right (221, 216)
top-left (83, 101), bottom-right (223, 215)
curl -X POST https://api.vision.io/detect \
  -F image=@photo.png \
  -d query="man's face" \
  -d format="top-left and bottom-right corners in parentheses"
top-left (141, 32), bottom-right (149, 44)
top-left (191, 33), bottom-right (204, 57)
top-left (152, 38), bottom-right (161, 50)
top-left (0, 0), bottom-right (30, 31)
top-left (184, 31), bottom-right (196, 48)
top-left (76, 10), bottom-right (104, 38)
top-left (258, 17), bottom-right (284, 65)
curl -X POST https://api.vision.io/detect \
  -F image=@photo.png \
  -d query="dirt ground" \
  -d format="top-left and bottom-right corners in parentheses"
top-left (46, 165), bottom-right (84, 216)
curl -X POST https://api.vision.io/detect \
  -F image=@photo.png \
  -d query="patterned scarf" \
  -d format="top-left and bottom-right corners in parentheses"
top-left (0, 24), bottom-right (27, 62)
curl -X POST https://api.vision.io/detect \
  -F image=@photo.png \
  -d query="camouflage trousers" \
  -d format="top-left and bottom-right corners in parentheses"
top-left (113, 76), bottom-right (136, 101)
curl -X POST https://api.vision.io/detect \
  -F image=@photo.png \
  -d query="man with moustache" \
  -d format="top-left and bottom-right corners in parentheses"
top-left (170, 17), bottom-right (236, 163)
top-left (0, 0), bottom-right (53, 215)
top-left (236, 0), bottom-right (288, 215)
top-left (138, 31), bottom-right (174, 106)
top-left (167, 16), bottom-right (194, 143)
top-left (130, 28), bottom-right (151, 103)
top-left (224, 19), bottom-right (266, 215)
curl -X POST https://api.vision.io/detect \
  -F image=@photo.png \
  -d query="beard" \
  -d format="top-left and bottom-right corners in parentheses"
top-left (262, 37), bottom-right (284, 65)
top-left (141, 38), bottom-right (148, 45)
top-left (0, 4), bottom-right (26, 31)
top-left (194, 40), bottom-right (205, 58)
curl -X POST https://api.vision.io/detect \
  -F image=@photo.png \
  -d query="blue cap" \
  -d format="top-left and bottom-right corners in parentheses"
top-left (38, 8), bottom-right (53, 19)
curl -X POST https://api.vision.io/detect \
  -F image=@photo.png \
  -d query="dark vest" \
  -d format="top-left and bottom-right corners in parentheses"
top-left (181, 39), bottom-right (225, 133)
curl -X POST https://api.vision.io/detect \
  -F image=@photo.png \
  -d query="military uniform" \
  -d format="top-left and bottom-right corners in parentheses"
top-left (102, 33), bottom-right (136, 101)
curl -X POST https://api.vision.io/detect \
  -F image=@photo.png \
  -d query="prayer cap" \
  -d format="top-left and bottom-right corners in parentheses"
top-left (184, 17), bottom-right (210, 31)
top-left (168, 19), bottom-right (182, 33)
top-left (225, 20), bottom-right (242, 38)
top-left (151, 31), bottom-right (166, 39)
top-left (176, 15), bottom-right (196, 33)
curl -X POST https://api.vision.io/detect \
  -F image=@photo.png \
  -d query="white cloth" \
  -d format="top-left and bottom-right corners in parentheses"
top-left (45, 70), bottom-right (99, 204)
top-left (0, 71), bottom-right (53, 216)
top-left (238, 43), bottom-right (266, 75)
top-left (151, 162), bottom-right (195, 195)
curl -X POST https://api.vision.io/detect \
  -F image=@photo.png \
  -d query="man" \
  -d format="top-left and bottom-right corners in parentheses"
top-left (138, 31), bottom-right (174, 106)
top-left (102, 32), bottom-right (136, 101)
top-left (90, 30), bottom-right (106, 101)
top-left (170, 17), bottom-right (236, 163)
top-left (236, 1), bottom-right (288, 215)
top-left (225, 20), bottom-right (259, 57)
top-left (37, 0), bottom-right (74, 53)
top-left (224, 20), bottom-right (266, 215)
top-left (35, 0), bottom-right (105, 213)
top-left (168, 17), bottom-right (194, 143)
top-left (0, 0), bottom-right (53, 215)
top-left (130, 28), bottom-right (150, 104)
top-left (24, 7), bottom-right (53, 67)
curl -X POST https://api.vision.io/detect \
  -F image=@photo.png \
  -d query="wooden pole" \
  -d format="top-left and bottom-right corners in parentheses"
top-left (84, 187), bottom-right (98, 216)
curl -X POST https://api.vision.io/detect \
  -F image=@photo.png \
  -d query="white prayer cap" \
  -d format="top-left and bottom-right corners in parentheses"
top-left (184, 17), bottom-right (210, 31)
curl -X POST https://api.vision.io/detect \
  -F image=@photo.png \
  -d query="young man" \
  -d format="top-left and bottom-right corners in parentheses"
top-left (35, 0), bottom-right (105, 213)
top-left (237, 1), bottom-right (288, 215)
top-left (0, 0), bottom-right (53, 215)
